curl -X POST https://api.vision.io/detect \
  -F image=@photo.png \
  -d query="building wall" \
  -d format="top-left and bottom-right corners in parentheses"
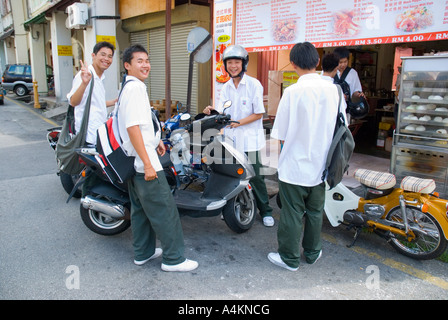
top-left (121, 3), bottom-right (211, 114)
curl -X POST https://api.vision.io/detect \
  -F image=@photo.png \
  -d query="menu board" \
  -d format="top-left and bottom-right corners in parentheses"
top-left (213, 0), bottom-right (234, 106)
top-left (235, 0), bottom-right (448, 52)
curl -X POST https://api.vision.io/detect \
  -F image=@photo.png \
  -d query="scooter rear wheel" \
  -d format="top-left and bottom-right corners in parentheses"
top-left (222, 188), bottom-right (256, 233)
top-left (386, 206), bottom-right (447, 260)
top-left (80, 195), bottom-right (131, 236)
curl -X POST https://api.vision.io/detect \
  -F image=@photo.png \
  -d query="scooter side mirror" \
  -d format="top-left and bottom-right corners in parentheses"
top-left (180, 113), bottom-right (191, 121)
top-left (222, 100), bottom-right (232, 113)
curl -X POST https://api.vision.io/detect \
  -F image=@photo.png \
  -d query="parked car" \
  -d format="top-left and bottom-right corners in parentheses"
top-left (2, 64), bottom-right (33, 96)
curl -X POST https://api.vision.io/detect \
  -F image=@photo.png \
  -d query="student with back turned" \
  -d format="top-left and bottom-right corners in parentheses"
top-left (268, 42), bottom-right (340, 271)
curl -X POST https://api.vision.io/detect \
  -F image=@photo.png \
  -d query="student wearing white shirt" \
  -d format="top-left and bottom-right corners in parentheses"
top-left (321, 53), bottom-right (348, 116)
top-left (67, 42), bottom-right (116, 145)
top-left (67, 42), bottom-right (116, 197)
top-left (119, 44), bottom-right (198, 272)
top-left (268, 42), bottom-right (340, 271)
top-left (321, 52), bottom-right (339, 82)
top-left (333, 47), bottom-right (365, 103)
top-left (203, 45), bottom-right (274, 227)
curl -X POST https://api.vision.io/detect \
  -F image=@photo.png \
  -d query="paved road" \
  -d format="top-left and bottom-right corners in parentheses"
top-left (1, 95), bottom-right (447, 304)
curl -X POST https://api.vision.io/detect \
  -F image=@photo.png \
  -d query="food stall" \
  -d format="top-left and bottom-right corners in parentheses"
top-left (391, 55), bottom-right (448, 196)
top-left (212, 0), bottom-right (448, 149)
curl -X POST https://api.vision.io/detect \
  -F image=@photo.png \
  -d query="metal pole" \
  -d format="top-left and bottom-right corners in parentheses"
top-left (165, 0), bottom-right (171, 118)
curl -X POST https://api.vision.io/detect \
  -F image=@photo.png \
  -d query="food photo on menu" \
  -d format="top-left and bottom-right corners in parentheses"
top-left (332, 9), bottom-right (360, 37)
top-left (395, 5), bottom-right (433, 33)
top-left (215, 43), bottom-right (230, 83)
top-left (272, 19), bottom-right (297, 42)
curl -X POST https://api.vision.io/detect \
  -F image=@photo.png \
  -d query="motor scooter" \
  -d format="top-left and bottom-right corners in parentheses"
top-left (76, 101), bottom-right (257, 235)
top-left (162, 101), bottom-right (191, 138)
top-left (46, 127), bottom-right (82, 198)
top-left (324, 168), bottom-right (448, 260)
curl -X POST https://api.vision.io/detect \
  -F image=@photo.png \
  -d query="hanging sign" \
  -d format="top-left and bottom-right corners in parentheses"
top-left (213, 0), bottom-right (234, 107)
top-left (57, 45), bottom-right (73, 56)
top-left (235, 0), bottom-right (448, 52)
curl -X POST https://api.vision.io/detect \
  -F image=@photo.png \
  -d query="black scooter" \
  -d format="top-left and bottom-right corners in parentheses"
top-left (75, 101), bottom-right (257, 235)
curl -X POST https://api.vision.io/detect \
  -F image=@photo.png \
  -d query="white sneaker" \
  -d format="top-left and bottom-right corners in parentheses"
top-left (307, 250), bottom-right (322, 265)
top-left (263, 216), bottom-right (275, 227)
top-left (134, 248), bottom-right (163, 266)
top-left (161, 259), bottom-right (199, 272)
top-left (267, 252), bottom-right (299, 271)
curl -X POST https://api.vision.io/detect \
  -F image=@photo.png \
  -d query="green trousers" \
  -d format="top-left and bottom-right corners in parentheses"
top-left (277, 180), bottom-right (325, 268)
top-left (128, 171), bottom-right (185, 265)
top-left (247, 151), bottom-right (273, 218)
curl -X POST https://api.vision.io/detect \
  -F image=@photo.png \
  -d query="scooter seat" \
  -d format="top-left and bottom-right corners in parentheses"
top-left (354, 169), bottom-right (396, 190)
top-left (400, 176), bottom-right (436, 194)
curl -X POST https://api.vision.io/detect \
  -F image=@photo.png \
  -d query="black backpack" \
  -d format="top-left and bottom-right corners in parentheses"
top-left (334, 67), bottom-right (351, 100)
top-left (322, 85), bottom-right (355, 189)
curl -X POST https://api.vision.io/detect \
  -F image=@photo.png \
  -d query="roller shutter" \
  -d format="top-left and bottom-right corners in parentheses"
top-left (148, 22), bottom-right (199, 115)
top-left (130, 23), bottom-right (199, 114)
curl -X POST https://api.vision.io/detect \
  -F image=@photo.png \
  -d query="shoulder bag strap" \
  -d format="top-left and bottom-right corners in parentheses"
top-left (339, 67), bottom-right (351, 83)
top-left (77, 72), bottom-right (95, 137)
top-left (335, 84), bottom-right (342, 116)
top-left (114, 79), bottom-right (134, 143)
top-left (322, 84), bottom-right (344, 181)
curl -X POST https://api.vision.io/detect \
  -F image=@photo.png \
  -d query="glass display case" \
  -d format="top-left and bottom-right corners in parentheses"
top-left (391, 55), bottom-right (448, 197)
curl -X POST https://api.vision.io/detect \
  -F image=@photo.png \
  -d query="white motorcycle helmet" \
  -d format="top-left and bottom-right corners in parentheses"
top-left (222, 45), bottom-right (249, 78)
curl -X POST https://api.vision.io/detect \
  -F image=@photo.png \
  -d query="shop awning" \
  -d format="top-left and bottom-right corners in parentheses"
top-left (23, 12), bottom-right (47, 29)
top-left (0, 29), bottom-right (14, 41)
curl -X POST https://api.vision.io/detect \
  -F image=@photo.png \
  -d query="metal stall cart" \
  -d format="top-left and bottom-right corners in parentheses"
top-left (391, 55), bottom-right (448, 197)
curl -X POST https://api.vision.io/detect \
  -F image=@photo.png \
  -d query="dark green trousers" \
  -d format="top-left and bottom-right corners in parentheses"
top-left (247, 151), bottom-right (273, 218)
top-left (128, 171), bottom-right (185, 265)
top-left (277, 181), bottom-right (325, 268)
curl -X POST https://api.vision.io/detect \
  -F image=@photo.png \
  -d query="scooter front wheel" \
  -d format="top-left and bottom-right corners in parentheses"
top-left (222, 188), bottom-right (256, 233)
top-left (386, 206), bottom-right (447, 260)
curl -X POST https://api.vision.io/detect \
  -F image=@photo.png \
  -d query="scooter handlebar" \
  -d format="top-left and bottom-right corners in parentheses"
top-left (184, 113), bottom-right (236, 132)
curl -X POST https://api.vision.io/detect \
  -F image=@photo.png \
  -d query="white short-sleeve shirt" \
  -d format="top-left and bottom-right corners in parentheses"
top-left (217, 74), bottom-right (266, 152)
top-left (117, 76), bottom-right (162, 173)
top-left (337, 67), bottom-right (362, 96)
top-left (66, 65), bottom-right (107, 145)
top-left (271, 73), bottom-right (340, 186)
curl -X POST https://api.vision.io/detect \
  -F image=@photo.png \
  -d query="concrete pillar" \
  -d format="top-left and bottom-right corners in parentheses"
top-left (83, 0), bottom-right (119, 101)
top-left (3, 39), bottom-right (15, 64)
top-left (10, 0), bottom-right (29, 64)
top-left (50, 11), bottom-right (73, 103)
top-left (28, 24), bottom-right (47, 93)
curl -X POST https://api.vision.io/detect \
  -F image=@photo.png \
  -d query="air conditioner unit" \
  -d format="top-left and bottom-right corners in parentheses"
top-left (66, 3), bottom-right (88, 29)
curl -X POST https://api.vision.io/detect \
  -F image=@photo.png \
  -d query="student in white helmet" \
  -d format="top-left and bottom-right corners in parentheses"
top-left (203, 44), bottom-right (274, 227)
